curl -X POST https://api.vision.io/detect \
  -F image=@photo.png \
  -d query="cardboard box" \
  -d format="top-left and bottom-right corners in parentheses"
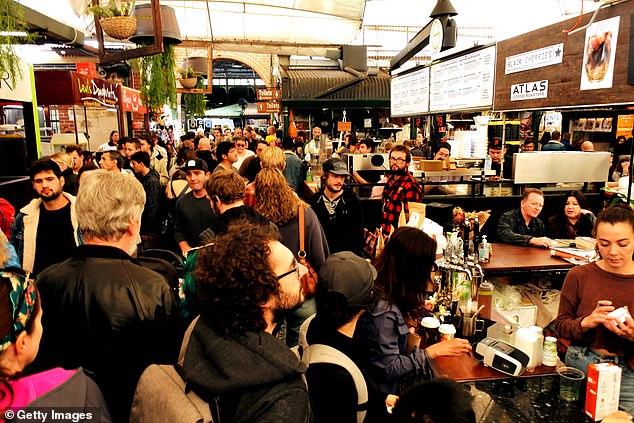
top-left (417, 160), bottom-right (443, 171)
top-left (585, 362), bottom-right (621, 421)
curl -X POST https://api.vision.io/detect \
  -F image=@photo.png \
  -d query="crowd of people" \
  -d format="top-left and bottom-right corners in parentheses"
top-left (0, 124), bottom-right (632, 422)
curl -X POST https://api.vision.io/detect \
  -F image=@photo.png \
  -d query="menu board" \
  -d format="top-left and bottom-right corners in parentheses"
top-left (430, 46), bottom-right (496, 112)
top-left (391, 67), bottom-right (430, 117)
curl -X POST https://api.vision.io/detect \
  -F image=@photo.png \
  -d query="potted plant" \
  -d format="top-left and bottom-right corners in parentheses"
top-left (86, 0), bottom-right (136, 40)
top-left (179, 67), bottom-right (199, 89)
top-left (132, 43), bottom-right (177, 111)
top-left (0, 0), bottom-right (37, 87)
top-left (182, 78), bottom-right (206, 117)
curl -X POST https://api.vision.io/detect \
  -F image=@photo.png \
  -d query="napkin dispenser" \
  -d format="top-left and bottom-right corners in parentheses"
top-left (475, 337), bottom-right (530, 376)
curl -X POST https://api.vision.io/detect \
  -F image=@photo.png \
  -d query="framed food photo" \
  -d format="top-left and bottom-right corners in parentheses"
top-left (580, 16), bottom-right (620, 91)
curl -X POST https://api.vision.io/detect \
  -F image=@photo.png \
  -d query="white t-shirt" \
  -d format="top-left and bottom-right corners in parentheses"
top-left (233, 149), bottom-right (255, 171)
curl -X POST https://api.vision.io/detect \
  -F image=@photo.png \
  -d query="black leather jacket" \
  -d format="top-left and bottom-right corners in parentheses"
top-left (34, 244), bottom-right (183, 423)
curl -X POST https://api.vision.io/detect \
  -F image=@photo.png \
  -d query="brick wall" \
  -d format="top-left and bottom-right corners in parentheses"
top-left (54, 106), bottom-right (75, 133)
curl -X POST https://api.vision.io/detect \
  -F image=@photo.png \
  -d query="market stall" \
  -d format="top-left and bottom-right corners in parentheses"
top-left (493, 0), bottom-right (634, 152)
top-left (34, 69), bottom-right (146, 152)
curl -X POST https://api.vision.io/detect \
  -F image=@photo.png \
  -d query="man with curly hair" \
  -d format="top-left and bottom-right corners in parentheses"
top-left (181, 222), bottom-right (312, 422)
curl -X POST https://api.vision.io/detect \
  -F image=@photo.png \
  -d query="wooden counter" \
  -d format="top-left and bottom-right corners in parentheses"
top-left (481, 243), bottom-right (574, 274)
top-left (432, 352), bottom-right (562, 383)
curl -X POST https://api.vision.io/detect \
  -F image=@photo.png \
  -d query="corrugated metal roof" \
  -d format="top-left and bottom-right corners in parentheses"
top-left (283, 69), bottom-right (390, 102)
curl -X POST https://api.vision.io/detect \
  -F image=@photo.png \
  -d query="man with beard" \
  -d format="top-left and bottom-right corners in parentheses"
top-left (34, 170), bottom-right (182, 423)
top-left (309, 158), bottom-right (364, 256)
top-left (381, 145), bottom-right (423, 235)
top-left (11, 158), bottom-right (79, 274)
top-left (181, 222), bottom-right (311, 422)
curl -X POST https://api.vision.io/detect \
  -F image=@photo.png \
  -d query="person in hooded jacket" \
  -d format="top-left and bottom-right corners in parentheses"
top-left (182, 222), bottom-right (311, 423)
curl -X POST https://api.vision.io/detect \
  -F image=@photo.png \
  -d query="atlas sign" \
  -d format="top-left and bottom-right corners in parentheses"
top-left (510, 80), bottom-right (548, 101)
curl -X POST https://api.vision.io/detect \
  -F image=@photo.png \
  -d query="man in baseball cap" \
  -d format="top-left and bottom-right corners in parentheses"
top-left (304, 252), bottom-right (393, 422)
top-left (182, 157), bottom-right (209, 172)
top-left (309, 159), bottom-right (365, 255)
top-left (175, 158), bottom-right (214, 255)
top-left (487, 137), bottom-right (512, 178)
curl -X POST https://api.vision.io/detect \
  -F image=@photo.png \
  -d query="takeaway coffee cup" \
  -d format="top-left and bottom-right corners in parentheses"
top-left (461, 314), bottom-right (485, 337)
top-left (438, 324), bottom-right (456, 341)
top-left (421, 317), bottom-right (440, 347)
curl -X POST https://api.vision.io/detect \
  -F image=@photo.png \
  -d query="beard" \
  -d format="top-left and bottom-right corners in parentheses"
top-left (387, 167), bottom-right (407, 175)
top-left (274, 285), bottom-right (305, 312)
top-left (40, 189), bottom-right (63, 202)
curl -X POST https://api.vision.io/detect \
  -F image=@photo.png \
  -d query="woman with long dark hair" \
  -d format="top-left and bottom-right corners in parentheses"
top-left (546, 190), bottom-right (595, 239)
top-left (355, 227), bottom-right (471, 395)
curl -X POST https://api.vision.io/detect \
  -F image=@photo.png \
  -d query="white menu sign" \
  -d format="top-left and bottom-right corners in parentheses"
top-left (430, 46), bottom-right (495, 112)
top-left (505, 43), bottom-right (564, 74)
top-left (391, 66), bottom-right (430, 117)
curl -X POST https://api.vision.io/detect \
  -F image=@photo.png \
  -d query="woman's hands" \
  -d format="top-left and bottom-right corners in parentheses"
top-left (581, 300), bottom-right (615, 331)
top-left (425, 338), bottom-right (472, 359)
top-left (603, 306), bottom-right (634, 341)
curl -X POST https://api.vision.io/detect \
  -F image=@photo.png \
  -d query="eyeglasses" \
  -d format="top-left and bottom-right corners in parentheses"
top-left (389, 157), bottom-right (407, 164)
top-left (277, 258), bottom-right (300, 280)
top-left (236, 143), bottom-right (246, 147)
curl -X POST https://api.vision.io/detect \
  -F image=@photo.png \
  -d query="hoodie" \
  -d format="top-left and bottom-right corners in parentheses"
top-left (182, 316), bottom-right (311, 423)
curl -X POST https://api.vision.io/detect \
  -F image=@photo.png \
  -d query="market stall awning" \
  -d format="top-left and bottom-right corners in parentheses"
top-left (204, 102), bottom-right (265, 118)
top-left (282, 68), bottom-right (390, 107)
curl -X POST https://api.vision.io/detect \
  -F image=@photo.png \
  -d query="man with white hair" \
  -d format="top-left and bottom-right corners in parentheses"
top-left (34, 170), bottom-right (182, 423)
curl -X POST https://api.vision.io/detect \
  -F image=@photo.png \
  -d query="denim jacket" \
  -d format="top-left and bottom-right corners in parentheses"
top-left (355, 299), bottom-right (434, 394)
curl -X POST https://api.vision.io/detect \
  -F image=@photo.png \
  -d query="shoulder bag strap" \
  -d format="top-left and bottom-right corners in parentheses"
top-left (298, 204), bottom-right (306, 254)
top-left (169, 181), bottom-right (178, 198)
top-left (177, 182), bottom-right (189, 198)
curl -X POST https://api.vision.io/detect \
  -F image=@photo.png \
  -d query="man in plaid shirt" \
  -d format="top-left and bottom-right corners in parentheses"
top-left (381, 145), bottom-right (423, 235)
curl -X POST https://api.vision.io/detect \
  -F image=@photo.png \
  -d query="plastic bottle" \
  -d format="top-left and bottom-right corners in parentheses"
top-left (305, 166), bottom-right (313, 182)
top-left (476, 280), bottom-right (493, 320)
top-left (514, 327), bottom-right (539, 371)
top-left (484, 155), bottom-right (492, 171)
top-left (478, 235), bottom-right (490, 263)
top-left (529, 326), bottom-right (544, 367)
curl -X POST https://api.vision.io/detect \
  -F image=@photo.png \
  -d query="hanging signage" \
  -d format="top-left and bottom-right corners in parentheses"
top-left (337, 121), bottom-right (352, 132)
top-left (0, 58), bottom-right (32, 102)
top-left (257, 88), bottom-right (282, 101)
top-left (120, 86), bottom-right (146, 114)
top-left (505, 44), bottom-right (564, 74)
top-left (257, 101), bottom-right (281, 113)
top-left (391, 66), bottom-right (430, 117)
top-left (430, 46), bottom-right (495, 112)
top-left (510, 80), bottom-right (549, 101)
top-left (71, 72), bottom-right (119, 107)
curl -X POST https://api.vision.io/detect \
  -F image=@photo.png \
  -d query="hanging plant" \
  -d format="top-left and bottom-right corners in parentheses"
top-left (85, 0), bottom-right (137, 40)
top-left (0, 0), bottom-right (38, 87)
top-left (182, 78), bottom-right (206, 117)
top-left (132, 43), bottom-right (177, 112)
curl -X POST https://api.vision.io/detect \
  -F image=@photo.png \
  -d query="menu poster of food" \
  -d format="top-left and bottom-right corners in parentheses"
top-left (391, 67), bottom-right (430, 117)
top-left (617, 115), bottom-right (634, 139)
top-left (430, 46), bottom-right (495, 112)
top-left (593, 117), bottom-right (613, 132)
top-left (580, 16), bottom-right (620, 91)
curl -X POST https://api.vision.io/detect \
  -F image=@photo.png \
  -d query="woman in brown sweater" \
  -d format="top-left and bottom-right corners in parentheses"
top-left (553, 205), bottom-right (634, 413)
